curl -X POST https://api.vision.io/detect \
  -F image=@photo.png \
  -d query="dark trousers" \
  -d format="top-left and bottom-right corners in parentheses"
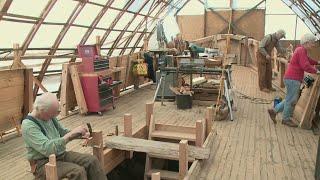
top-left (257, 52), bottom-right (272, 90)
top-left (35, 151), bottom-right (106, 180)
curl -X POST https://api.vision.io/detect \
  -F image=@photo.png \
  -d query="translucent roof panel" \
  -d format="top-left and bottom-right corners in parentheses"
top-left (117, 32), bottom-right (132, 48)
top-left (128, 15), bottom-right (144, 31)
top-left (29, 25), bottom-right (64, 48)
top-left (87, 29), bottom-right (108, 45)
top-left (206, 0), bottom-right (230, 9)
top-left (0, 21), bottom-right (33, 48)
top-left (140, 0), bottom-right (156, 15)
top-left (59, 27), bottom-right (88, 48)
top-left (236, 0), bottom-right (265, 9)
top-left (90, 0), bottom-right (110, 4)
top-left (8, 0), bottom-right (49, 17)
top-left (45, 1), bottom-right (78, 23)
top-left (267, 0), bottom-right (293, 14)
top-left (124, 48), bottom-right (132, 55)
top-left (101, 31), bottom-right (121, 48)
top-left (128, 0), bottom-right (147, 12)
top-left (74, 4), bottom-right (103, 26)
top-left (150, 3), bottom-right (164, 17)
top-left (265, 15), bottom-right (296, 39)
top-left (111, 0), bottom-right (129, 9)
top-left (113, 13), bottom-right (134, 30)
top-left (129, 33), bottom-right (142, 47)
top-left (97, 9), bottom-right (120, 28)
top-left (111, 49), bottom-right (122, 57)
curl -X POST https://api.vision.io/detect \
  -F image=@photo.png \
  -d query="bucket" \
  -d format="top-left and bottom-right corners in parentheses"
top-left (176, 94), bottom-right (192, 109)
top-left (273, 96), bottom-right (282, 108)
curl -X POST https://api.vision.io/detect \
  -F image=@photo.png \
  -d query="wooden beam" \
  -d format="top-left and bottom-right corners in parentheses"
top-left (102, 125), bottom-right (147, 173)
top-left (33, 2), bottom-right (85, 97)
top-left (205, 107), bottom-right (213, 137)
top-left (60, 63), bottom-right (77, 117)
top-left (124, 113), bottom-right (133, 159)
top-left (100, 0), bottom-right (135, 54)
top-left (106, 0), bottom-right (151, 55)
top-left (104, 136), bottom-right (210, 160)
top-left (79, 0), bottom-right (115, 45)
top-left (179, 140), bottom-right (188, 180)
top-left (146, 102), bottom-right (154, 128)
top-left (0, 0), bottom-right (12, 21)
top-left (121, 1), bottom-right (166, 55)
top-left (32, 76), bottom-right (48, 93)
top-left (92, 131), bottom-right (104, 168)
top-left (151, 172), bottom-right (161, 180)
top-left (23, 69), bottom-right (33, 116)
top-left (45, 154), bottom-right (58, 180)
top-left (195, 120), bottom-right (205, 147)
top-left (69, 65), bottom-right (88, 114)
top-left (10, 44), bottom-right (26, 70)
top-left (155, 123), bottom-right (196, 134)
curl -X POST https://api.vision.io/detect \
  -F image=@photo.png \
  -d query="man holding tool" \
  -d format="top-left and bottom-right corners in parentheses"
top-left (21, 92), bottom-right (106, 180)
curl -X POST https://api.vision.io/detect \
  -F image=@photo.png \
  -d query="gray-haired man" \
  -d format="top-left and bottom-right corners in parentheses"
top-left (21, 93), bottom-right (106, 180)
top-left (257, 29), bottom-right (287, 92)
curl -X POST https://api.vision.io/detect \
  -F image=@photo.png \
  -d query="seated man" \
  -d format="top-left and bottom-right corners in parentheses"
top-left (21, 93), bottom-right (106, 180)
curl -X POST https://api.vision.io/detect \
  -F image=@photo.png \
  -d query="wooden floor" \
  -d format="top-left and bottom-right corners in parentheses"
top-left (0, 66), bottom-right (318, 180)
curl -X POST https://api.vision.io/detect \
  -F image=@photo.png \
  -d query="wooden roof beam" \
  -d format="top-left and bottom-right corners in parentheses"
top-left (107, 0), bottom-right (152, 55)
top-left (0, 0), bottom-right (12, 21)
top-left (33, 1), bottom-right (87, 98)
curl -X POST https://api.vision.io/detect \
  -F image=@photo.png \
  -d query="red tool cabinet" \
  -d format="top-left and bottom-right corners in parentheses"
top-left (77, 45), bottom-right (120, 115)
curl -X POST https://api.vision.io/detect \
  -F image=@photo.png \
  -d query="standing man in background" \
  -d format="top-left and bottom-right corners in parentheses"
top-left (257, 29), bottom-right (287, 92)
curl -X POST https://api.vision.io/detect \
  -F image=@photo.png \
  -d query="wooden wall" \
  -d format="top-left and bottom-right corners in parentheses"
top-left (176, 15), bottom-right (204, 41)
top-left (0, 69), bottom-right (33, 134)
top-left (177, 9), bottom-right (265, 41)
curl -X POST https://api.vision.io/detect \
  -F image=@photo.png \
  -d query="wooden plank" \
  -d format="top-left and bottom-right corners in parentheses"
top-left (179, 140), bottom-right (188, 180)
top-left (151, 131), bottom-right (196, 142)
top-left (124, 113), bottom-right (133, 159)
top-left (184, 160), bottom-right (201, 180)
top-left (104, 136), bottom-right (210, 160)
top-left (69, 65), bottom-right (87, 114)
top-left (23, 69), bottom-right (33, 117)
top-left (205, 107), bottom-right (213, 137)
top-left (146, 102), bottom-right (154, 128)
top-left (300, 76), bottom-right (320, 129)
top-left (146, 169), bottom-right (178, 180)
top-left (155, 123), bottom-right (196, 134)
top-left (32, 76), bottom-right (48, 93)
top-left (195, 120), bottom-right (205, 147)
top-left (45, 154), bottom-right (58, 180)
top-left (60, 64), bottom-right (70, 117)
top-left (92, 131), bottom-right (104, 168)
top-left (151, 172), bottom-right (161, 180)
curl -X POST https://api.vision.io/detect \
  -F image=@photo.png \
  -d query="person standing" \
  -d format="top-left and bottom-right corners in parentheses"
top-left (268, 33), bottom-right (320, 127)
top-left (257, 29), bottom-right (287, 92)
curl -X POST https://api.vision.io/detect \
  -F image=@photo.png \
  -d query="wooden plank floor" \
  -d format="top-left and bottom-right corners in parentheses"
top-left (199, 66), bottom-right (318, 180)
top-left (0, 66), bottom-right (318, 180)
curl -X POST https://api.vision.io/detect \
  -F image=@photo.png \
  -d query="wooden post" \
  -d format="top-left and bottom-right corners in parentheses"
top-left (60, 64), bottom-right (70, 117)
top-left (195, 120), bottom-right (205, 147)
top-left (92, 131), bottom-right (104, 168)
top-left (124, 114), bottom-right (133, 158)
top-left (23, 69), bottom-right (33, 116)
top-left (151, 172), bottom-right (160, 180)
top-left (45, 154), bottom-right (58, 180)
top-left (10, 43), bottom-right (26, 70)
top-left (148, 114), bottom-right (155, 140)
top-left (69, 65), bottom-right (88, 114)
top-left (96, 36), bottom-right (101, 56)
top-left (179, 140), bottom-right (188, 180)
top-left (205, 107), bottom-right (213, 137)
top-left (146, 102), bottom-right (154, 128)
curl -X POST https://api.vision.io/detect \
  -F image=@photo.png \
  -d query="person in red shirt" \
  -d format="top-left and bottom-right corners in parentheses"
top-left (268, 33), bottom-right (320, 127)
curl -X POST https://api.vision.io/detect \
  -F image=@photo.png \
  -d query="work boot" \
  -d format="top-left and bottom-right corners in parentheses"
top-left (269, 87), bottom-right (277, 91)
top-left (267, 109), bottom-right (277, 124)
top-left (261, 88), bottom-right (270, 93)
top-left (282, 119), bottom-right (298, 127)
